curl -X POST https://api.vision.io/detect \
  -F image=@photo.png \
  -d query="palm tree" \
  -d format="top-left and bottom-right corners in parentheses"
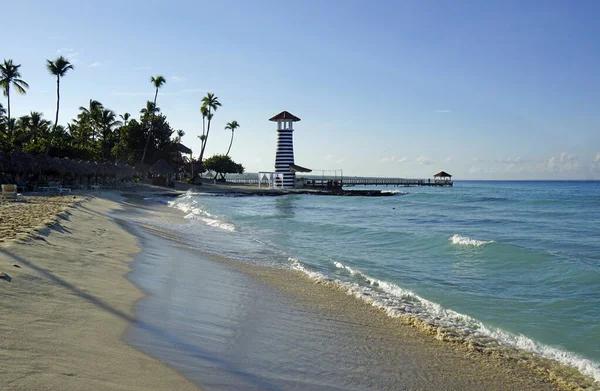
top-left (198, 93), bottom-right (221, 167)
top-left (78, 99), bottom-right (104, 142)
top-left (0, 59), bottom-right (29, 133)
top-left (0, 102), bottom-right (6, 132)
top-left (174, 129), bottom-right (185, 143)
top-left (98, 109), bottom-right (122, 159)
top-left (224, 121), bottom-right (240, 156)
top-left (119, 112), bottom-right (131, 126)
top-left (45, 56), bottom-right (74, 154)
top-left (140, 101), bottom-right (160, 119)
top-left (15, 111), bottom-right (51, 151)
top-left (141, 75), bottom-right (166, 164)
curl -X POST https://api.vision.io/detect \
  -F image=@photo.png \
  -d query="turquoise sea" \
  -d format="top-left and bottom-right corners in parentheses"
top-left (131, 180), bottom-right (600, 386)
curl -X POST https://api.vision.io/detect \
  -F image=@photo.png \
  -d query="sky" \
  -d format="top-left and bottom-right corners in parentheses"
top-left (2, 0), bottom-right (600, 179)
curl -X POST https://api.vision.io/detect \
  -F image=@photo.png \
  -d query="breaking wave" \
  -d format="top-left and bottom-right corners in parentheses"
top-left (167, 192), bottom-right (235, 232)
top-left (290, 257), bottom-right (600, 385)
top-left (449, 234), bottom-right (494, 247)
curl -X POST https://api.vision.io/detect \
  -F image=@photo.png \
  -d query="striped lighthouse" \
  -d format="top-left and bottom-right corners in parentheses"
top-left (270, 111), bottom-right (301, 189)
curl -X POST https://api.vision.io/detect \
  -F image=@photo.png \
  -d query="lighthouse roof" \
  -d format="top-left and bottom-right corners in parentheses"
top-left (269, 111), bottom-right (301, 122)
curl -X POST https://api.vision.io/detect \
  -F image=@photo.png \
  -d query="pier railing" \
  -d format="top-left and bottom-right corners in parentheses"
top-left (226, 178), bottom-right (453, 187)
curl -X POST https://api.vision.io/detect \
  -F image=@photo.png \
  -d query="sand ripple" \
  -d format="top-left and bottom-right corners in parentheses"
top-left (0, 196), bottom-right (85, 243)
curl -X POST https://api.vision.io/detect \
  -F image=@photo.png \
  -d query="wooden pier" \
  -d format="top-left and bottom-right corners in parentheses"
top-left (303, 178), bottom-right (452, 188)
top-left (226, 177), bottom-right (453, 188)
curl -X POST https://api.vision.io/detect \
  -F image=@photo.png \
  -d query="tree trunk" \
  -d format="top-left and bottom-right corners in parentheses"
top-left (198, 118), bottom-right (211, 172)
top-left (45, 76), bottom-right (60, 155)
top-left (141, 89), bottom-right (159, 164)
top-left (226, 130), bottom-right (234, 156)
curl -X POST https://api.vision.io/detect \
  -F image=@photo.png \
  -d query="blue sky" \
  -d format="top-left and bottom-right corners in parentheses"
top-left (2, 0), bottom-right (600, 179)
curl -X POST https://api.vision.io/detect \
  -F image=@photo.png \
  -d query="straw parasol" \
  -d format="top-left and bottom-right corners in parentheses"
top-left (150, 159), bottom-right (175, 175)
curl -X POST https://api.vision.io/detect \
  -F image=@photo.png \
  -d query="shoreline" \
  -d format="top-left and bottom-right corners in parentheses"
top-left (1, 189), bottom-right (597, 390)
top-left (0, 192), bottom-right (199, 390)
top-left (122, 195), bottom-right (591, 390)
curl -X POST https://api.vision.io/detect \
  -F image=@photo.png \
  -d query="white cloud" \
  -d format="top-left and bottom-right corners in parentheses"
top-left (469, 166), bottom-right (482, 173)
top-left (473, 157), bottom-right (484, 163)
top-left (495, 157), bottom-right (525, 165)
top-left (336, 159), bottom-right (345, 164)
top-left (435, 110), bottom-right (451, 113)
top-left (594, 153), bottom-right (600, 163)
top-left (416, 156), bottom-right (435, 165)
top-left (380, 156), bottom-right (408, 163)
top-left (325, 154), bottom-right (334, 160)
top-left (547, 152), bottom-right (580, 172)
top-left (89, 62), bottom-right (101, 68)
top-left (171, 76), bottom-right (185, 82)
top-left (445, 156), bottom-right (452, 162)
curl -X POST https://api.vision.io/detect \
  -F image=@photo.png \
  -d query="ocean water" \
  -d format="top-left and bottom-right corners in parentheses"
top-left (162, 180), bottom-right (600, 384)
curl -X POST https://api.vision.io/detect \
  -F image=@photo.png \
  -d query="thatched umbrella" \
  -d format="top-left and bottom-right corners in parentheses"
top-left (10, 151), bottom-right (37, 175)
top-left (134, 163), bottom-right (150, 177)
top-left (150, 159), bottom-right (175, 175)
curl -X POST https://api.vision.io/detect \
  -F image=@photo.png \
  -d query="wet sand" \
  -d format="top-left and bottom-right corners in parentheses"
top-left (0, 193), bottom-right (199, 390)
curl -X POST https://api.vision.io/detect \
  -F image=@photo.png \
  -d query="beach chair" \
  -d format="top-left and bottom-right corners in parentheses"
top-left (57, 185), bottom-right (71, 195)
top-left (1, 184), bottom-right (24, 203)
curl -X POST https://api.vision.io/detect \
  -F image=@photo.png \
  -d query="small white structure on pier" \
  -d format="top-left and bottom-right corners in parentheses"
top-left (271, 111), bottom-right (301, 189)
top-left (258, 171), bottom-right (285, 189)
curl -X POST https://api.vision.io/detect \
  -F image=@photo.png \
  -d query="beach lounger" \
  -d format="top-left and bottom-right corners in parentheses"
top-left (1, 184), bottom-right (24, 203)
top-left (58, 186), bottom-right (71, 195)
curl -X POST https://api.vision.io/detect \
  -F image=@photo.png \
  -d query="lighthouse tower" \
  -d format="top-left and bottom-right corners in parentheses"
top-left (270, 111), bottom-right (301, 188)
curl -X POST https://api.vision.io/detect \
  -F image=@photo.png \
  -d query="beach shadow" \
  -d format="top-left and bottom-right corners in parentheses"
top-left (0, 249), bottom-right (281, 391)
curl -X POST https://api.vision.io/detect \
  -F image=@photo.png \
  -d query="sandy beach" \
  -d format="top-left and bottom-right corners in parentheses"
top-left (0, 192), bottom-right (199, 390)
top-left (0, 189), bottom-right (592, 390)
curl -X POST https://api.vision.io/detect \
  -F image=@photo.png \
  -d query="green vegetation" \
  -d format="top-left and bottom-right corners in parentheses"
top-left (0, 58), bottom-right (245, 182)
top-left (203, 154), bottom-right (244, 181)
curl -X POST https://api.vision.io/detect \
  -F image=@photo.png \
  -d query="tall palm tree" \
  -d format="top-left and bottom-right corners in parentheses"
top-left (224, 121), bottom-right (240, 156)
top-left (45, 56), bottom-right (74, 154)
top-left (141, 75), bottom-right (166, 164)
top-left (0, 59), bottom-right (29, 133)
top-left (119, 112), bottom-right (131, 126)
top-left (198, 93), bottom-right (221, 167)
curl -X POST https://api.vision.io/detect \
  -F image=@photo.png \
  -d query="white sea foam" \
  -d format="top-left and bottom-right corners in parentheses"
top-left (167, 193), bottom-right (236, 232)
top-left (449, 234), bottom-right (494, 247)
top-left (381, 190), bottom-right (409, 195)
top-left (290, 258), bottom-right (600, 384)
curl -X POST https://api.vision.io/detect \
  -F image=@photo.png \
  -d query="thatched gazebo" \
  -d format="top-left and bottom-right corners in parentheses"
top-left (150, 159), bottom-right (175, 187)
top-left (433, 171), bottom-right (452, 184)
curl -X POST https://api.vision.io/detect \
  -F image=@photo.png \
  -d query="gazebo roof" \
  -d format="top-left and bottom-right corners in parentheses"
top-left (289, 164), bottom-right (312, 173)
top-left (174, 142), bottom-right (192, 155)
top-left (269, 111), bottom-right (301, 122)
top-left (433, 171), bottom-right (452, 178)
top-left (150, 159), bottom-right (176, 175)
